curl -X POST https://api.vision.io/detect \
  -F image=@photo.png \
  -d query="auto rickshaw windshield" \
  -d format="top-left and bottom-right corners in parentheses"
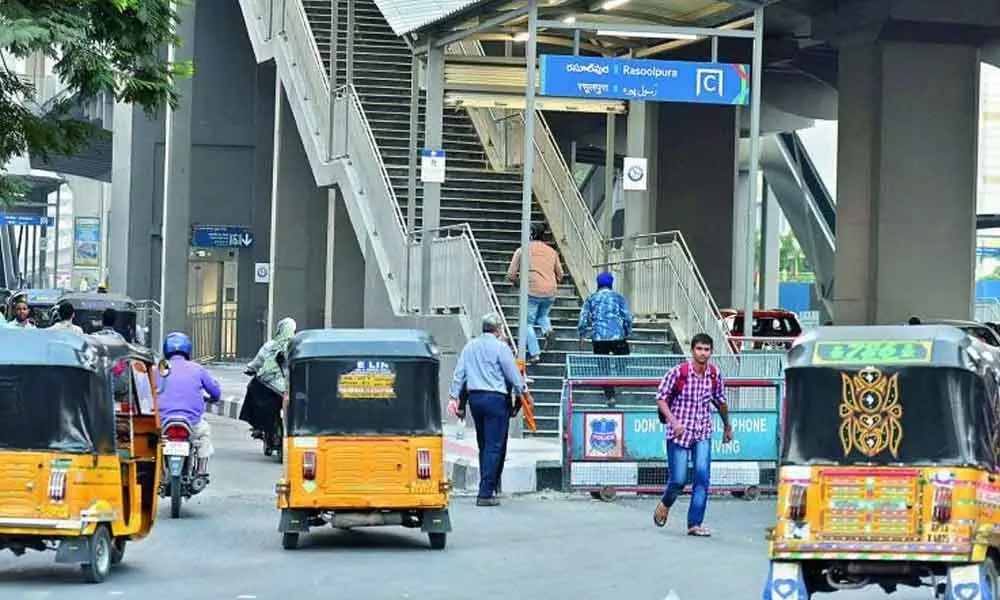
top-left (780, 365), bottom-right (999, 468)
top-left (0, 365), bottom-right (115, 454)
top-left (76, 309), bottom-right (136, 340)
top-left (287, 358), bottom-right (442, 436)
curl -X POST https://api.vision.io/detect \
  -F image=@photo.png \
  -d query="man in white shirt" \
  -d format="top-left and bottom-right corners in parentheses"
top-left (6, 298), bottom-right (34, 329)
top-left (49, 302), bottom-right (84, 334)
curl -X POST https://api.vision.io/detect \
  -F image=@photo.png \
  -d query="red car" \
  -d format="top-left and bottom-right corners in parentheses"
top-left (720, 308), bottom-right (804, 352)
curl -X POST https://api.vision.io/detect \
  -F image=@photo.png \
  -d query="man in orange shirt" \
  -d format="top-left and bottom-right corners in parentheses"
top-left (506, 223), bottom-right (564, 364)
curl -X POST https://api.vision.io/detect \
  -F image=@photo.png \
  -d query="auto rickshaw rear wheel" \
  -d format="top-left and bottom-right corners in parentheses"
top-left (110, 538), bottom-right (126, 565)
top-left (985, 556), bottom-right (1000, 599)
top-left (281, 532), bottom-right (299, 550)
top-left (589, 486), bottom-right (617, 502)
top-left (81, 524), bottom-right (112, 584)
top-left (428, 533), bottom-right (447, 550)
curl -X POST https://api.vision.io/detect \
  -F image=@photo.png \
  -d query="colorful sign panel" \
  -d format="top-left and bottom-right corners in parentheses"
top-left (539, 55), bottom-right (750, 105)
top-left (812, 341), bottom-right (934, 365)
top-left (337, 360), bottom-right (396, 400)
top-left (572, 410), bottom-right (778, 462)
top-left (73, 216), bottom-right (101, 268)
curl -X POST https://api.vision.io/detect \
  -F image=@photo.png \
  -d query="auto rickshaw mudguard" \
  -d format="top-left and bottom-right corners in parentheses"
top-left (761, 562), bottom-right (809, 600)
top-left (279, 509), bottom-right (312, 533)
top-left (420, 508), bottom-right (452, 534)
top-left (54, 537), bottom-right (93, 564)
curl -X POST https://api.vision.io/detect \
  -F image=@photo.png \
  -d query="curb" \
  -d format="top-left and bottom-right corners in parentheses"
top-left (204, 395), bottom-right (551, 494)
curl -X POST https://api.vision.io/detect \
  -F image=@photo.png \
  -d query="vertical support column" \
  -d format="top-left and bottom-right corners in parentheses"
top-left (602, 112), bottom-right (616, 267)
top-left (53, 187), bottom-right (61, 286)
top-left (159, 1), bottom-right (196, 337)
top-left (758, 178), bottom-right (780, 308)
top-left (406, 53), bottom-right (420, 310)
top-left (740, 8), bottom-right (765, 345)
top-left (420, 43), bottom-right (444, 313)
top-left (623, 100), bottom-right (657, 300)
top-left (325, 189), bottom-right (337, 328)
top-left (516, 0), bottom-right (539, 361)
top-left (266, 78), bottom-right (284, 340)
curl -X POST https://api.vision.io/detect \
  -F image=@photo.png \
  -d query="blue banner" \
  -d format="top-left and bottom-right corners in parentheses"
top-left (539, 55), bottom-right (750, 105)
top-left (0, 214), bottom-right (53, 227)
top-left (571, 409), bottom-right (778, 462)
top-left (190, 225), bottom-right (254, 249)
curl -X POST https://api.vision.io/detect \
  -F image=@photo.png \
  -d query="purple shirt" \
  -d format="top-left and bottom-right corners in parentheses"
top-left (656, 360), bottom-right (727, 448)
top-left (156, 356), bottom-right (221, 425)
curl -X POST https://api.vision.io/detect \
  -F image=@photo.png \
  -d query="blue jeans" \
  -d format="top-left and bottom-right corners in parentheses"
top-left (524, 295), bottom-right (555, 358)
top-left (661, 439), bottom-right (712, 528)
top-left (468, 391), bottom-right (509, 499)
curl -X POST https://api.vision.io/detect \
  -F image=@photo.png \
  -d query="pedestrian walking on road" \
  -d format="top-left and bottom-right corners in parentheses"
top-left (653, 333), bottom-right (733, 537)
top-left (506, 222), bottom-right (563, 364)
top-left (577, 271), bottom-right (633, 406)
top-left (447, 313), bottom-right (526, 506)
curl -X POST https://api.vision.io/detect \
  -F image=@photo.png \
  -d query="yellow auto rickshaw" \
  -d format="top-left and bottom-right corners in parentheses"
top-left (275, 328), bottom-right (452, 550)
top-left (764, 325), bottom-right (1000, 599)
top-left (0, 329), bottom-right (162, 583)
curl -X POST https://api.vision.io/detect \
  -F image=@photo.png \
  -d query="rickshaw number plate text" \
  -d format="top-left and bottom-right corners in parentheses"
top-left (813, 341), bottom-right (933, 365)
top-left (163, 441), bottom-right (191, 456)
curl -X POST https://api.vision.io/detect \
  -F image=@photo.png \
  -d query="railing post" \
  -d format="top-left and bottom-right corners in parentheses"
top-left (326, 0), bottom-right (339, 161)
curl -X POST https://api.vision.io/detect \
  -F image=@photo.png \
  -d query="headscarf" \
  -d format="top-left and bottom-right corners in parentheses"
top-left (247, 317), bottom-right (297, 395)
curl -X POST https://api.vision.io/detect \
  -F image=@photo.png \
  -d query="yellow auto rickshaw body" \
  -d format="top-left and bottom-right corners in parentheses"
top-left (763, 325), bottom-right (1000, 599)
top-left (0, 329), bottom-right (161, 583)
top-left (275, 329), bottom-right (451, 550)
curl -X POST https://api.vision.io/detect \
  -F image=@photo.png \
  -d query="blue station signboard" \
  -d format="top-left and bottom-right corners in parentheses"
top-left (190, 225), bottom-right (255, 249)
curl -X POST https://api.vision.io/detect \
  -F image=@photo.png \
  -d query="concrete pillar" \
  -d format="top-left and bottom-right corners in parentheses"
top-left (731, 171), bottom-right (750, 309)
top-left (420, 44), bottom-right (444, 312)
top-left (159, 3), bottom-right (196, 335)
top-left (267, 84), bottom-right (330, 333)
top-left (654, 103), bottom-right (739, 306)
top-left (833, 41), bottom-right (980, 324)
top-left (623, 100), bottom-right (658, 298)
top-left (326, 186), bottom-right (366, 328)
top-left (759, 178), bottom-right (780, 308)
top-left (64, 176), bottom-right (108, 289)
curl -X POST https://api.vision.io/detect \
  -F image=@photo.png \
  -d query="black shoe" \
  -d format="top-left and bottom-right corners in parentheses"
top-left (476, 497), bottom-right (500, 507)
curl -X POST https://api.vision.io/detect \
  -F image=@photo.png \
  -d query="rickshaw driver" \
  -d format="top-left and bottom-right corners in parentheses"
top-left (156, 332), bottom-right (222, 474)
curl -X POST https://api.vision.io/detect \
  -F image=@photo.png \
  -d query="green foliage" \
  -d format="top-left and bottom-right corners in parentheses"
top-left (0, 0), bottom-right (189, 202)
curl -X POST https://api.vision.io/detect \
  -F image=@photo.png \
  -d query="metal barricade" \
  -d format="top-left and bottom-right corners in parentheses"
top-left (561, 353), bottom-right (785, 501)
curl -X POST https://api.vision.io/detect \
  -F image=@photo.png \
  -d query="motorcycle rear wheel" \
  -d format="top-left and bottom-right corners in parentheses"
top-left (170, 474), bottom-right (182, 518)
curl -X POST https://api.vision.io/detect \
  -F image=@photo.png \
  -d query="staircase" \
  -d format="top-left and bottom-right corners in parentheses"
top-left (300, 0), bottom-right (678, 436)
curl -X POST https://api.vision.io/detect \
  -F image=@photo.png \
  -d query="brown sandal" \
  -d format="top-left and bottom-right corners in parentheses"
top-left (687, 526), bottom-right (711, 537)
top-left (653, 503), bottom-right (669, 527)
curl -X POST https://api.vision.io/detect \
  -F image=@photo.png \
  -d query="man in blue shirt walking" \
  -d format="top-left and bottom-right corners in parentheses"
top-left (448, 313), bottom-right (526, 506)
top-left (578, 271), bottom-right (634, 406)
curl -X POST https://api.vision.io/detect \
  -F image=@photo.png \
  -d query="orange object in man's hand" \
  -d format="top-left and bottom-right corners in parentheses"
top-left (520, 390), bottom-right (538, 433)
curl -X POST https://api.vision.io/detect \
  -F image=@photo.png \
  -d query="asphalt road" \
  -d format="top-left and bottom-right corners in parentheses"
top-left (0, 415), bottom-right (938, 599)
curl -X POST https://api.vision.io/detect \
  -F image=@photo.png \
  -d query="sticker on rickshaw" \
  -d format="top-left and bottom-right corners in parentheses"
top-left (812, 340), bottom-right (933, 365)
top-left (338, 360), bottom-right (396, 400)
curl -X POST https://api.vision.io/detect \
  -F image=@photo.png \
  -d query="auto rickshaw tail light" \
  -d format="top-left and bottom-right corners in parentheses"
top-left (417, 448), bottom-right (431, 480)
top-left (48, 470), bottom-right (67, 503)
top-left (302, 451), bottom-right (317, 480)
top-left (786, 484), bottom-right (807, 521)
top-left (932, 486), bottom-right (953, 523)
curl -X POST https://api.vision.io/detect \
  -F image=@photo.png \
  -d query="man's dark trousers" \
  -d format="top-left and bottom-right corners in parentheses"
top-left (468, 390), bottom-right (508, 499)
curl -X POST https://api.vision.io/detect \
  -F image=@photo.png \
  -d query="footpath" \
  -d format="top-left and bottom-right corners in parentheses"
top-left (205, 363), bottom-right (562, 494)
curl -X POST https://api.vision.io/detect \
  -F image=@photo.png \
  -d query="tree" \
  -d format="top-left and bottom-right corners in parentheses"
top-left (0, 0), bottom-right (191, 203)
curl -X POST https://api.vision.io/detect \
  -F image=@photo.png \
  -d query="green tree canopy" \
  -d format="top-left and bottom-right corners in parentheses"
top-left (0, 0), bottom-right (190, 202)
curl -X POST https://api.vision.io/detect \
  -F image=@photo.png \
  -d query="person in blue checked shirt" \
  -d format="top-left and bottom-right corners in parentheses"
top-left (447, 312), bottom-right (526, 507)
top-left (577, 271), bottom-right (633, 407)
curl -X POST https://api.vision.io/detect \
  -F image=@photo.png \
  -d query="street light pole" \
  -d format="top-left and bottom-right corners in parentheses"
top-left (741, 6), bottom-right (765, 348)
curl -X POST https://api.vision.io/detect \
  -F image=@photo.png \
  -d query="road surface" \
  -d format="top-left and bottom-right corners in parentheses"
top-left (0, 414), bottom-right (937, 599)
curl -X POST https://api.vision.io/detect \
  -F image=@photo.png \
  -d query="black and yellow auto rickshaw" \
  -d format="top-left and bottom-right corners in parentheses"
top-left (763, 325), bottom-right (1000, 599)
top-left (274, 329), bottom-right (452, 550)
top-left (58, 292), bottom-right (138, 341)
top-left (7, 288), bottom-right (65, 327)
top-left (0, 329), bottom-right (162, 583)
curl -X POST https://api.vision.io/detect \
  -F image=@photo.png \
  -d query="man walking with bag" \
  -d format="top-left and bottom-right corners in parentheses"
top-left (653, 333), bottom-right (733, 537)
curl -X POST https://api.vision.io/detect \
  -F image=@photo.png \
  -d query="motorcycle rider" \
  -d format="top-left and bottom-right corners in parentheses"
top-left (156, 332), bottom-right (222, 475)
top-left (239, 317), bottom-right (296, 445)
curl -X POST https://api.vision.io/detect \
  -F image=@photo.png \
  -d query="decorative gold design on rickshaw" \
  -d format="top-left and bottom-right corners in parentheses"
top-left (838, 367), bottom-right (903, 458)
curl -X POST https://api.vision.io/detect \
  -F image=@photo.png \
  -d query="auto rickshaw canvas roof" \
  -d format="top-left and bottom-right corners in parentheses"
top-left (288, 329), bottom-right (440, 361)
top-left (58, 291), bottom-right (136, 310)
top-left (787, 325), bottom-right (994, 370)
top-left (0, 329), bottom-right (152, 372)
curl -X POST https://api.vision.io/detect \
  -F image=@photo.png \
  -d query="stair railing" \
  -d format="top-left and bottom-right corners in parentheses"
top-left (447, 39), bottom-right (725, 339)
top-left (259, 0), bottom-right (509, 338)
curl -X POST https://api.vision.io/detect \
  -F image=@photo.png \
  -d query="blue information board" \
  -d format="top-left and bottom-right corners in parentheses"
top-left (0, 214), bottom-right (53, 227)
top-left (571, 409), bottom-right (778, 462)
top-left (190, 225), bottom-right (254, 249)
top-left (539, 55), bottom-right (749, 105)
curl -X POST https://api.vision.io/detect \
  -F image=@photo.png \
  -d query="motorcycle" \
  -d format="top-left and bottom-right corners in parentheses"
top-left (158, 392), bottom-right (217, 518)
top-left (245, 363), bottom-right (284, 463)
